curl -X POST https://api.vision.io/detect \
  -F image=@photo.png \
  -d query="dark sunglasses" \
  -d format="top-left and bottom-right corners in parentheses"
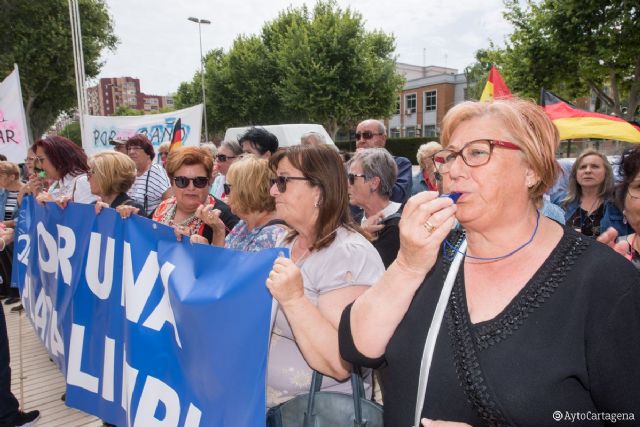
top-left (223, 183), bottom-right (232, 195)
top-left (347, 173), bottom-right (367, 185)
top-left (216, 154), bottom-right (238, 162)
top-left (173, 176), bottom-right (209, 189)
top-left (355, 131), bottom-right (383, 140)
top-left (270, 176), bottom-right (310, 192)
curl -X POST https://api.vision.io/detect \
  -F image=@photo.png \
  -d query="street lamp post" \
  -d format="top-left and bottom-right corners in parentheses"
top-left (188, 16), bottom-right (211, 143)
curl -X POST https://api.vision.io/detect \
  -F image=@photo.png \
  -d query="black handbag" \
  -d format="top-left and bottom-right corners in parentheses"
top-left (266, 368), bottom-right (383, 427)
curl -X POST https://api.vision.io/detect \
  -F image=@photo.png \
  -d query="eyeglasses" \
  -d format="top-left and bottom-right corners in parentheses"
top-left (25, 156), bottom-right (36, 162)
top-left (216, 154), bottom-right (238, 162)
top-left (34, 155), bottom-right (46, 163)
top-left (173, 176), bottom-right (209, 189)
top-left (432, 139), bottom-right (521, 173)
top-left (355, 131), bottom-right (384, 140)
top-left (223, 183), bottom-right (232, 195)
top-left (627, 184), bottom-right (640, 199)
top-left (270, 176), bottom-right (310, 192)
top-left (347, 173), bottom-right (367, 185)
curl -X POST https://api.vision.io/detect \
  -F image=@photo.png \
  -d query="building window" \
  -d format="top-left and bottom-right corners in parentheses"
top-left (390, 128), bottom-right (400, 138)
top-left (405, 93), bottom-right (417, 114)
top-left (405, 126), bottom-right (416, 137)
top-left (424, 90), bottom-right (436, 112)
top-left (424, 125), bottom-right (437, 137)
top-left (395, 96), bottom-right (400, 115)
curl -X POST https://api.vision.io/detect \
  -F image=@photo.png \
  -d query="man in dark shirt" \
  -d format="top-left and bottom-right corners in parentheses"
top-left (355, 119), bottom-right (412, 204)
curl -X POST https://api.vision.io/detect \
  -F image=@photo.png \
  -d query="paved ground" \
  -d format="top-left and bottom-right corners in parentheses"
top-left (5, 301), bottom-right (102, 427)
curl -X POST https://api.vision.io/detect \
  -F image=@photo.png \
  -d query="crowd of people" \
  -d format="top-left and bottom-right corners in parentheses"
top-left (0, 99), bottom-right (639, 427)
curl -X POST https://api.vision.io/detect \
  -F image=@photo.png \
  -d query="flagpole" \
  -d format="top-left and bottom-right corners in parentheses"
top-left (13, 64), bottom-right (31, 146)
top-left (68, 0), bottom-right (87, 145)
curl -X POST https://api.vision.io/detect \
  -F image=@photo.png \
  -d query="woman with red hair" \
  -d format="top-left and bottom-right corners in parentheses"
top-left (33, 136), bottom-right (95, 204)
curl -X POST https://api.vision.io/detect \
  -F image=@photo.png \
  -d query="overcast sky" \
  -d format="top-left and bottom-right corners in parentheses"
top-left (95, 0), bottom-right (513, 95)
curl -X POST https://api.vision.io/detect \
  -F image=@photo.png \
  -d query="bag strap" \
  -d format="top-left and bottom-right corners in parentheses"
top-left (304, 367), bottom-right (369, 427)
top-left (413, 239), bottom-right (467, 427)
top-left (304, 371), bottom-right (324, 427)
top-left (350, 367), bottom-right (367, 427)
top-left (143, 166), bottom-right (151, 214)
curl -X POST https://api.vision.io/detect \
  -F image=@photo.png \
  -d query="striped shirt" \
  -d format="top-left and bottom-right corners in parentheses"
top-left (4, 190), bottom-right (18, 221)
top-left (127, 163), bottom-right (170, 215)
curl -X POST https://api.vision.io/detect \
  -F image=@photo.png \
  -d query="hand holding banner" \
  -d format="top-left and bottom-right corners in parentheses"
top-left (13, 197), bottom-right (279, 427)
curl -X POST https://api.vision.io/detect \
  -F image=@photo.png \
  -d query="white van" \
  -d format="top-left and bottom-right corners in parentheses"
top-left (223, 124), bottom-right (336, 148)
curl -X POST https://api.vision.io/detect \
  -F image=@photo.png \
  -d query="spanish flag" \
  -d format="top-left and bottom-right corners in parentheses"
top-left (541, 89), bottom-right (640, 143)
top-left (479, 65), bottom-right (512, 102)
top-left (169, 118), bottom-right (183, 151)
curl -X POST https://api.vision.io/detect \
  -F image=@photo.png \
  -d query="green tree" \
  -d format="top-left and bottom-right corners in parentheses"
top-left (113, 106), bottom-right (144, 116)
top-left (471, 0), bottom-right (640, 118)
top-left (207, 38), bottom-right (282, 133)
top-left (0, 0), bottom-right (117, 140)
top-left (59, 121), bottom-right (82, 144)
top-left (268, 1), bottom-right (404, 138)
top-left (177, 0), bottom-right (404, 138)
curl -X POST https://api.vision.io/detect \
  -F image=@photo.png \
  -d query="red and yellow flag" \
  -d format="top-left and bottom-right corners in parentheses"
top-left (541, 89), bottom-right (640, 143)
top-left (479, 65), bottom-right (512, 102)
top-left (169, 118), bottom-right (183, 152)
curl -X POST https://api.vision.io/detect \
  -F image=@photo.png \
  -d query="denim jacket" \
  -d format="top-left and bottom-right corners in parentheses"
top-left (564, 198), bottom-right (632, 236)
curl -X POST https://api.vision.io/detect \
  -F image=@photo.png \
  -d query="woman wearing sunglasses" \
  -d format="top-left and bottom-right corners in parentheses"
top-left (152, 147), bottom-right (236, 243)
top-left (339, 99), bottom-right (640, 426)
top-left (210, 140), bottom-right (243, 201)
top-left (347, 148), bottom-right (400, 268)
top-left (193, 155), bottom-right (286, 252)
top-left (263, 145), bottom-right (385, 407)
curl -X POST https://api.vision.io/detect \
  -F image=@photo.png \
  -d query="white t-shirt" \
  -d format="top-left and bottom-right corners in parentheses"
top-left (127, 163), bottom-right (170, 215)
top-left (209, 174), bottom-right (226, 200)
top-left (48, 174), bottom-right (95, 204)
top-left (267, 226), bottom-right (384, 407)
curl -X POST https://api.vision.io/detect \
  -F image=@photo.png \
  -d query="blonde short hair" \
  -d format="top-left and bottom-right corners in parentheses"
top-left (158, 142), bottom-right (170, 153)
top-left (0, 161), bottom-right (20, 181)
top-left (416, 141), bottom-right (443, 169)
top-left (226, 155), bottom-right (275, 215)
top-left (88, 151), bottom-right (137, 196)
top-left (441, 98), bottom-right (559, 206)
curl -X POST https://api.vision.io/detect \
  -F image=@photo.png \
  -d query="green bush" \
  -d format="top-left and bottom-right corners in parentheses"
top-left (335, 136), bottom-right (440, 165)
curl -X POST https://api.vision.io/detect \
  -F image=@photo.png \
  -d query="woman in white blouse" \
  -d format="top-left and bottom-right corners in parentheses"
top-left (33, 136), bottom-right (95, 204)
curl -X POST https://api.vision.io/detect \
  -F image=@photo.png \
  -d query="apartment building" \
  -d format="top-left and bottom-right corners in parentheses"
top-left (386, 63), bottom-right (467, 138)
top-left (87, 77), bottom-right (174, 116)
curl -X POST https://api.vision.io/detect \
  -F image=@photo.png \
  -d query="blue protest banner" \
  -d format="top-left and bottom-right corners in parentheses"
top-left (12, 197), bottom-right (280, 427)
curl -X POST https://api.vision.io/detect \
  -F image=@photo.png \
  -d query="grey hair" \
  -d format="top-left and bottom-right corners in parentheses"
top-left (416, 141), bottom-right (443, 168)
top-left (220, 140), bottom-right (243, 156)
top-left (199, 143), bottom-right (218, 159)
top-left (349, 148), bottom-right (397, 198)
top-left (300, 131), bottom-right (326, 146)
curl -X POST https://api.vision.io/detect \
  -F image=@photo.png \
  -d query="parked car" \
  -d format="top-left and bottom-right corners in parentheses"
top-left (223, 124), bottom-right (336, 148)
